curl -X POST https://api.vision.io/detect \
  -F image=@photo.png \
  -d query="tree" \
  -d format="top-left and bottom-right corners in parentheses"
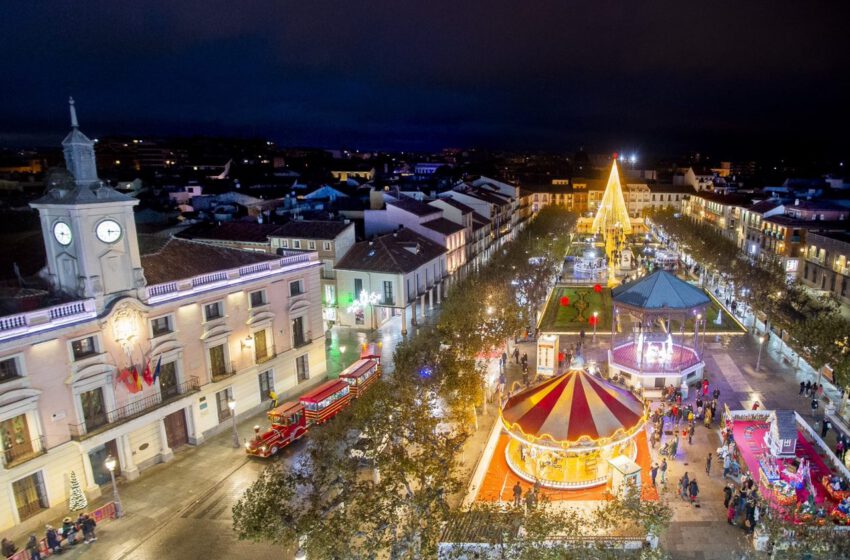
top-left (68, 470), bottom-right (88, 512)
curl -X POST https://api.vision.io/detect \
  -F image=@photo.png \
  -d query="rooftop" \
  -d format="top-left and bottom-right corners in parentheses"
top-left (335, 228), bottom-right (445, 274)
top-left (176, 221), bottom-right (285, 243)
top-left (762, 215), bottom-right (849, 229)
top-left (747, 200), bottom-right (783, 214)
top-left (422, 217), bottom-right (465, 236)
top-left (31, 182), bottom-right (137, 206)
top-left (612, 270), bottom-right (710, 310)
top-left (430, 197), bottom-right (475, 214)
top-left (386, 196), bottom-right (441, 217)
top-left (140, 238), bottom-right (279, 285)
top-left (270, 220), bottom-right (353, 240)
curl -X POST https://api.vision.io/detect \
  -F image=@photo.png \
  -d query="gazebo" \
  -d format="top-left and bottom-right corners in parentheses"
top-left (500, 367), bottom-right (648, 489)
top-left (608, 270), bottom-right (708, 390)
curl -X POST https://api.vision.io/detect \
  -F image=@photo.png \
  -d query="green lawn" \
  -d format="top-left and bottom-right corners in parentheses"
top-left (685, 297), bottom-right (746, 333)
top-left (538, 286), bottom-right (613, 333)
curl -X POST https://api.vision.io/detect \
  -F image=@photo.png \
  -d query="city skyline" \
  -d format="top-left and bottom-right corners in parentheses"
top-left (2, 1), bottom-right (849, 159)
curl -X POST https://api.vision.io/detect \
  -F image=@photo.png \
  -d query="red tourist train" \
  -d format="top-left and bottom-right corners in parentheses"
top-left (245, 358), bottom-right (380, 458)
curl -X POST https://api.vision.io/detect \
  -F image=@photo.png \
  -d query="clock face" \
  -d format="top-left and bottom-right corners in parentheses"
top-left (95, 219), bottom-right (123, 243)
top-left (53, 221), bottom-right (73, 246)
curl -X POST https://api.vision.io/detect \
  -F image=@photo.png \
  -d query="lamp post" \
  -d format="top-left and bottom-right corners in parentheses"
top-left (755, 335), bottom-right (766, 371)
top-left (228, 399), bottom-right (239, 448)
top-left (592, 311), bottom-right (598, 343)
top-left (104, 454), bottom-right (123, 518)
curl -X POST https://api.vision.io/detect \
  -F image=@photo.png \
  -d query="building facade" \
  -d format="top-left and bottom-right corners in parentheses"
top-left (0, 102), bottom-right (326, 534)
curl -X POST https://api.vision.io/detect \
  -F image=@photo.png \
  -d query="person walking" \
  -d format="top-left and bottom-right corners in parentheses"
top-left (680, 472), bottom-right (690, 500)
top-left (81, 514), bottom-right (97, 544)
top-left (705, 453), bottom-right (712, 476)
top-left (713, 387), bottom-right (721, 400)
top-left (1, 538), bottom-right (17, 558)
top-left (524, 488), bottom-right (535, 511)
top-left (704, 406), bottom-right (713, 427)
top-left (688, 423), bottom-right (695, 445)
top-left (513, 347), bottom-right (520, 364)
top-left (805, 380), bottom-right (812, 397)
top-left (688, 479), bottom-right (699, 505)
top-left (811, 397), bottom-right (819, 418)
top-left (723, 454), bottom-right (731, 478)
top-left (45, 525), bottom-right (61, 554)
top-left (723, 483), bottom-right (733, 508)
top-left (26, 534), bottom-right (41, 560)
top-left (268, 389), bottom-right (278, 409)
top-left (727, 495), bottom-right (738, 525)
top-left (650, 463), bottom-right (658, 487)
top-left (799, 381), bottom-right (806, 396)
top-left (822, 418), bottom-right (832, 439)
top-left (512, 481), bottom-right (522, 507)
top-left (660, 458), bottom-right (668, 484)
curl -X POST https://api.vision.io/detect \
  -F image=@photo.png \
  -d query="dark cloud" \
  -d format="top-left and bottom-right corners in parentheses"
top-left (2, 1), bottom-right (848, 157)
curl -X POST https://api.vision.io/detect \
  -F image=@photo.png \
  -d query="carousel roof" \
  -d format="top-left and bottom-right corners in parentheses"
top-left (612, 270), bottom-right (709, 310)
top-left (501, 369), bottom-right (646, 445)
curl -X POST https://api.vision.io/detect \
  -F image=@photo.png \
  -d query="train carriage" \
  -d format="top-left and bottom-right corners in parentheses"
top-left (338, 358), bottom-right (381, 398)
top-left (298, 379), bottom-right (352, 424)
top-left (245, 401), bottom-right (308, 457)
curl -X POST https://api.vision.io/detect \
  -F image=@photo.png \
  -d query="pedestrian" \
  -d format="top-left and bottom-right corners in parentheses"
top-left (680, 472), bottom-right (690, 500)
top-left (26, 534), bottom-right (41, 560)
top-left (702, 379), bottom-right (709, 397)
top-left (811, 398), bottom-right (819, 418)
top-left (513, 347), bottom-right (520, 364)
top-left (501, 352), bottom-right (508, 368)
top-left (723, 454), bottom-right (731, 478)
top-left (688, 479), bottom-right (699, 504)
top-left (268, 389), bottom-right (278, 409)
top-left (650, 463), bottom-right (658, 487)
top-left (723, 483), bottom-right (733, 508)
top-left (1, 538), bottom-right (17, 557)
top-left (81, 514), bottom-right (97, 544)
top-left (512, 481), bottom-right (522, 507)
top-left (61, 516), bottom-right (77, 545)
top-left (799, 381), bottom-right (806, 396)
top-left (805, 380), bottom-right (812, 396)
top-left (821, 418), bottom-right (831, 438)
top-left (817, 384), bottom-right (824, 399)
top-left (706, 453), bottom-right (712, 476)
top-left (688, 423), bottom-right (695, 445)
top-left (727, 500), bottom-right (737, 525)
top-left (524, 488), bottom-right (535, 510)
top-left (521, 352), bottom-right (528, 366)
top-left (660, 458), bottom-right (668, 484)
top-left (45, 525), bottom-right (60, 554)
top-left (713, 387), bottom-right (720, 400)
top-left (704, 407), bottom-right (713, 427)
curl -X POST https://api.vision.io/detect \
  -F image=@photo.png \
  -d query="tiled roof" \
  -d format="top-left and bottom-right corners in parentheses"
top-left (141, 238), bottom-right (278, 285)
top-left (612, 270), bottom-right (710, 310)
top-left (335, 228), bottom-right (445, 274)
top-left (430, 197), bottom-right (475, 214)
top-left (422, 217), bottom-right (464, 235)
top-left (747, 200), bottom-right (782, 214)
top-left (176, 222), bottom-right (284, 243)
top-left (270, 220), bottom-right (354, 240)
top-left (386, 196), bottom-right (440, 217)
top-left (763, 215), bottom-right (848, 229)
top-left (471, 213), bottom-right (490, 231)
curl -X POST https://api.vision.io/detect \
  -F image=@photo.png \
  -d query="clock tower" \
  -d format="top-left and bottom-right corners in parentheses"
top-left (30, 98), bottom-right (146, 310)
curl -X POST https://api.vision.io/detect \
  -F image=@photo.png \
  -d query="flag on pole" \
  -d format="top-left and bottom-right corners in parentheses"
top-left (117, 368), bottom-right (135, 392)
top-left (152, 356), bottom-right (162, 384)
top-left (142, 359), bottom-right (153, 386)
top-left (132, 365), bottom-right (143, 392)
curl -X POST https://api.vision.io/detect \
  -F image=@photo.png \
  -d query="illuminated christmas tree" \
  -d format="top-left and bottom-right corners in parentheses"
top-left (68, 470), bottom-right (88, 512)
top-left (591, 156), bottom-right (632, 258)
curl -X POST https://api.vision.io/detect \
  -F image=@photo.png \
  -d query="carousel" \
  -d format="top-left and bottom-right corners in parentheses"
top-left (500, 365), bottom-right (648, 489)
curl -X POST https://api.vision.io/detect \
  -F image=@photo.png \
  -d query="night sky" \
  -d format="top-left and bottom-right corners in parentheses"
top-left (2, 1), bottom-right (849, 158)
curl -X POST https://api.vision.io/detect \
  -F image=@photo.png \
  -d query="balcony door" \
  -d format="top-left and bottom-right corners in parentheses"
top-left (292, 316), bottom-right (306, 347)
top-left (1, 414), bottom-right (32, 466)
top-left (159, 361), bottom-right (179, 400)
top-left (80, 387), bottom-right (108, 431)
top-left (254, 329), bottom-right (269, 362)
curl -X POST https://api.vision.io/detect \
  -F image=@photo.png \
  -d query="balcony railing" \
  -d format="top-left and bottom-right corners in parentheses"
top-left (293, 337), bottom-right (312, 349)
top-left (0, 298), bottom-right (97, 342)
top-left (2, 435), bottom-right (46, 468)
top-left (144, 251), bottom-right (317, 303)
top-left (320, 269), bottom-right (336, 280)
top-left (69, 376), bottom-right (201, 440)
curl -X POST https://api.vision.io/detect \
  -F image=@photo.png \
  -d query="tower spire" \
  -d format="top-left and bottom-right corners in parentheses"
top-left (69, 97), bottom-right (79, 128)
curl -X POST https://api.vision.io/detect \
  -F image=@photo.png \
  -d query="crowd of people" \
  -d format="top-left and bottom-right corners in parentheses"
top-left (724, 476), bottom-right (761, 533)
top-left (1, 513), bottom-right (97, 559)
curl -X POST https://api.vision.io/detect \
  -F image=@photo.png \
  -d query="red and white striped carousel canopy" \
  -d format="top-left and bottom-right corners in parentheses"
top-left (501, 369), bottom-right (646, 447)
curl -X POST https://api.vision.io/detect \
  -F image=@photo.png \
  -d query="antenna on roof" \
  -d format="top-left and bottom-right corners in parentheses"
top-left (68, 97), bottom-right (79, 128)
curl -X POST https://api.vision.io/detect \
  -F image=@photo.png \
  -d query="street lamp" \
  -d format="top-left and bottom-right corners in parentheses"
top-left (228, 399), bottom-right (239, 448)
top-left (104, 454), bottom-right (123, 518)
top-left (756, 335), bottom-right (766, 371)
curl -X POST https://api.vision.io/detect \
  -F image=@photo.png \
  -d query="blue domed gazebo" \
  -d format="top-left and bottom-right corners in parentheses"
top-left (608, 270), bottom-right (708, 390)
